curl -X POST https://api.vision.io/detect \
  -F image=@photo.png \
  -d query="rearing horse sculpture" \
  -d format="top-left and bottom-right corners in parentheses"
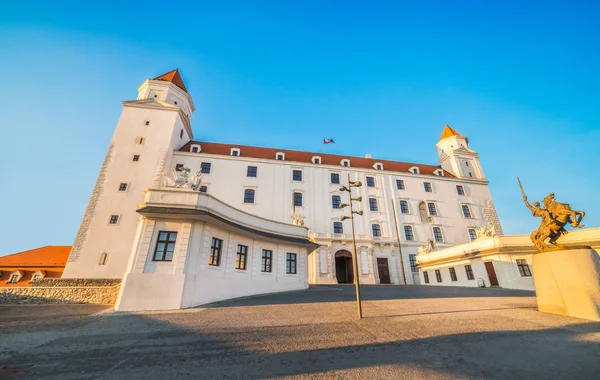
top-left (543, 193), bottom-right (585, 228)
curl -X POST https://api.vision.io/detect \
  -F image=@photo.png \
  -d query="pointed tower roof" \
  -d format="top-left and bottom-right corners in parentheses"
top-left (439, 124), bottom-right (464, 141)
top-left (153, 69), bottom-right (188, 92)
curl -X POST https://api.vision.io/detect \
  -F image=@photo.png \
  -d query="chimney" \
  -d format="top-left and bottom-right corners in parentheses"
top-left (365, 154), bottom-right (372, 158)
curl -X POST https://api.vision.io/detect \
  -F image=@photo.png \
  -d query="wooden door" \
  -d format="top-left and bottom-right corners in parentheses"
top-left (377, 258), bottom-right (391, 284)
top-left (484, 262), bottom-right (499, 286)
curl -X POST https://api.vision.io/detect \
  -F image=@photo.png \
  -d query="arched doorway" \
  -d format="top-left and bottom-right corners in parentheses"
top-left (335, 250), bottom-right (354, 284)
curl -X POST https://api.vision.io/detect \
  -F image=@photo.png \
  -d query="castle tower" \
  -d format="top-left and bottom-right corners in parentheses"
top-left (62, 70), bottom-right (195, 278)
top-left (435, 125), bottom-right (485, 180)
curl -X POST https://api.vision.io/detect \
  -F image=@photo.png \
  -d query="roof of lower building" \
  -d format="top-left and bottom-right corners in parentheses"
top-left (180, 141), bottom-right (453, 177)
top-left (153, 69), bottom-right (188, 93)
top-left (0, 246), bottom-right (72, 267)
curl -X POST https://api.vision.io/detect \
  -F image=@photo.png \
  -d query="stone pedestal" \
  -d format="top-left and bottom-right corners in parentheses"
top-left (532, 248), bottom-right (600, 321)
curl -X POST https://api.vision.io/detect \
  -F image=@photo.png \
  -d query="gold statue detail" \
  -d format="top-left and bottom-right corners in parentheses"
top-left (518, 177), bottom-right (585, 252)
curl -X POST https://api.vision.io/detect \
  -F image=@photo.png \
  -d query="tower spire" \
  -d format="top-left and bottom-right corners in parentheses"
top-left (153, 69), bottom-right (187, 92)
top-left (439, 124), bottom-right (463, 141)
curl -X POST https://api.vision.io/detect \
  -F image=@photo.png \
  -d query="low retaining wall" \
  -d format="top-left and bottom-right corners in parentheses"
top-left (0, 279), bottom-right (121, 305)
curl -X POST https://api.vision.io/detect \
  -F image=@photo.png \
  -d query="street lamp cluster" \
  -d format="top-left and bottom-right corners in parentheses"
top-left (338, 174), bottom-right (364, 319)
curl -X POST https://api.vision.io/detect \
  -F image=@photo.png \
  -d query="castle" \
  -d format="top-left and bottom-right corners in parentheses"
top-left (61, 70), bottom-right (502, 310)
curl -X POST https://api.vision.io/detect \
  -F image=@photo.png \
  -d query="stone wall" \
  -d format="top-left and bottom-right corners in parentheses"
top-left (0, 279), bottom-right (121, 305)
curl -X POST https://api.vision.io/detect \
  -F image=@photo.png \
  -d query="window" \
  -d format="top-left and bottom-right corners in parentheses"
top-left (153, 231), bottom-right (177, 261)
top-left (410, 167), bottom-right (419, 174)
top-left (286, 253), bottom-right (297, 274)
top-left (424, 182), bottom-right (432, 192)
top-left (465, 161), bottom-right (469, 167)
top-left (468, 228), bottom-right (477, 241)
top-left (333, 221), bottom-right (343, 233)
top-left (435, 269), bottom-right (442, 283)
top-left (174, 101), bottom-right (178, 105)
top-left (516, 259), bottom-right (532, 277)
top-left (462, 205), bottom-right (472, 218)
top-left (399, 200), bottom-right (409, 214)
top-left (292, 170), bottom-right (302, 181)
top-left (261, 250), bottom-right (272, 272)
top-left (118, 183), bottom-right (128, 191)
top-left (180, 129), bottom-right (184, 139)
top-left (434, 169), bottom-right (444, 176)
top-left (209, 238), bottom-right (222, 266)
top-left (312, 156), bottom-right (321, 164)
top-left (465, 265), bottom-right (475, 280)
top-left (236, 245), bottom-right (248, 270)
top-left (244, 189), bottom-right (255, 204)
top-left (199, 186), bottom-right (208, 193)
top-left (332, 195), bottom-right (341, 209)
top-left (247, 166), bottom-right (257, 177)
top-left (175, 164), bottom-right (184, 172)
top-left (372, 224), bottom-right (382, 237)
top-left (409, 254), bottom-right (418, 273)
top-left (456, 185), bottom-right (465, 195)
top-left (369, 198), bottom-right (378, 212)
top-left (331, 173), bottom-right (340, 184)
top-left (145, 120), bottom-right (150, 126)
top-left (99, 252), bottom-right (109, 265)
top-left (293, 192), bottom-right (303, 207)
top-left (276, 153), bottom-right (285, 160)
top-left (375, 163), bottom-right (383, 170)
top-left (133, 155), bottom-right (140, 162)
top-left (449, 267), bottom-right (457, 281)
top-left (396, 179), bottom-right (405, 190)
top-left (404, 225), bottom-right (414, 241)
top-left (366, 176), bottom-right (375, 187)
top-left (423, 271), bottom-right (430, 283)
top-left (230, 148), bottom-right (240, 156)
top-left (433, 227), bottom-right (444, 242)
top-left (191, 146), bottom-right (199, 153)
top-left (8, 273), bottom-right (20, 283)
top-left (136, 137), bottom-right (145, 145)
top-left (109, 215), bottom-right (119, 225)
top-left (428, 202), bottom-right (438, 216)
top-left (32, 273), bottom-right (43, 281)
top-left (201, 162), bottom-right (211, 174)
top-left (341, 159), bottom-right (350, 167)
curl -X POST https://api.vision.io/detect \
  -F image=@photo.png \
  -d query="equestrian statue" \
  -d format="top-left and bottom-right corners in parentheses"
top-left (518, 177), bottom-right (585, 251)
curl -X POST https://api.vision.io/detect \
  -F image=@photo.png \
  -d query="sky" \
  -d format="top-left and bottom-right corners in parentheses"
top-left (0, 1), bottom-right (598, 256)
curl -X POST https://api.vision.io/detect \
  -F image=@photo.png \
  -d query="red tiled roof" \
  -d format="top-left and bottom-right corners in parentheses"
top-left (153, 69), bottom-right (187, 92)
top-left (180, 141), bottom-right (453, 177)
top-left (0, 246), bottom-right (71, 267)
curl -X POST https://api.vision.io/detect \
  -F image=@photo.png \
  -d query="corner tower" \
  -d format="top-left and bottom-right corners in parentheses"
top-left (63, 70), bottom-right (195, 279)
top-left (435, 125), bottom-right (485, 179)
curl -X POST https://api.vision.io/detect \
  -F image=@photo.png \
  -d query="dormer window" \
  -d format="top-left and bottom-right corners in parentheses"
top-left (341, 159), bottom-right (350, 167)
top-left (409, 166), bottom-right (419, 174)
top-left (276, 152), bottom-right (285, 161)
top-left (7, 271), bottom-right (23, 284)
top-left (434, 169), bottom-right (444, 176)
top-left (374, 162), bottom-right (383, 170)
top-left (312, 156), bottom-right (321, 164)
top-left (230, 148), bottom-right (241, 156)
top-left (31, 270), bottom-right (46, 281)
top-left (190, 144), bottom-right (201, 153)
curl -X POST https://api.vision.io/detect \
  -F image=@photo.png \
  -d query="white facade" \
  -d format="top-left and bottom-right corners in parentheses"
top-left (64, 70), bottom-right (504, 291)
top-left (416, 227), bottom-right (600, 291)
top-left (116, 188), bottom-right (315, 311)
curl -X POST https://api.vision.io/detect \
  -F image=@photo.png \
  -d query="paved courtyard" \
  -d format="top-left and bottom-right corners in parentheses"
top-left (1, 285), bottom-right (599, 379)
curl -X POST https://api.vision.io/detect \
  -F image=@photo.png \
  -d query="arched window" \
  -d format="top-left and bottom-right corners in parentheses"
top-left (404, 225), bottom-right (414, 241)
top-left (333, 222), bottom-right (343, 234)
top-left (332, 195), bottom-right (341, 209)
top-left (244, 189), bottom-right (255, 204)
top-left (369, 198), bottom-right (378, 212)
top-left (433, 227), bottom-right (444, 242)
top-left (418, 202), bottom-right (429, 223)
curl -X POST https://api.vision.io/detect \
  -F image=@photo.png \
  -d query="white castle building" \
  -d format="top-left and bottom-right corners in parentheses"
top-left (62, 70), bottom-right (503, 310)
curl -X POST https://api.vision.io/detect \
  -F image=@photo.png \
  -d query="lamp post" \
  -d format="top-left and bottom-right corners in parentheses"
top-left (339, 174), bottom-right (364, 319)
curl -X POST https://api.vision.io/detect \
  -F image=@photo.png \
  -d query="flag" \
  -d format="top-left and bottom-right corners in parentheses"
top-left (323, 137), bottom-right (335, 144)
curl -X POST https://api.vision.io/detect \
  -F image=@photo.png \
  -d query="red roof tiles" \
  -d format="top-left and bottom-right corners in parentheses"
top-left (180, 141), bottom-right (453, 177)
top-left (153, 69), bottom-right (188, 92)
top-left (0, 246), bottom-right (71, 267)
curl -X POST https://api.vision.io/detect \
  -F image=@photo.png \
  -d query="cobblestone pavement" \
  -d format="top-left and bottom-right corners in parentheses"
top-left (1, 285), bottom-right (599, 379)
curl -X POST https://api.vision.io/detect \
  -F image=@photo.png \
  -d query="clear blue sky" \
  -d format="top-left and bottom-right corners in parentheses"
top-left (0, 1), bottom-right (598, 256)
